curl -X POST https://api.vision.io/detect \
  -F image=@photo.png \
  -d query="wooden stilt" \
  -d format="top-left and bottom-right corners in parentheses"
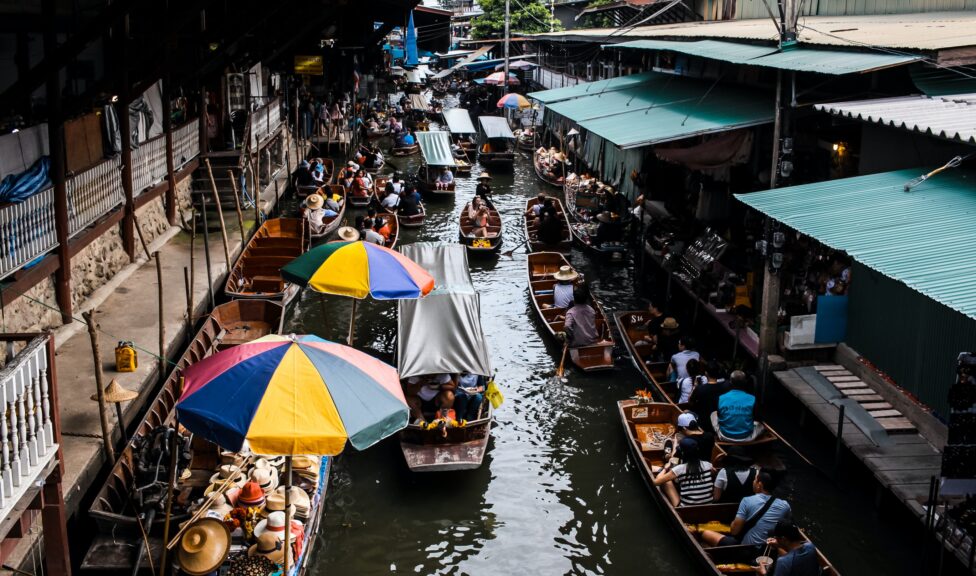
top-left (83, 309), bottom-right (116, 465)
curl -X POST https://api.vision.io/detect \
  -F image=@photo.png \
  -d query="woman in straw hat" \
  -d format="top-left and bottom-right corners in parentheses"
top-left (475, 172), bottom-right (495, 209)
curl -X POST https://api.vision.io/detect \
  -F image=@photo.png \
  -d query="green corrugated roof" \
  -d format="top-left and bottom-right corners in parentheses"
top-left (609, 39), bottom-right (920, 75)
top-left (416, 131), bottom-right (455, 166)
top-left (735, 169), bottom-right (976, 320)
top-left (527, 71), bottom-right (659, 104)
top-left (543, 72), bottom-right (774, 149)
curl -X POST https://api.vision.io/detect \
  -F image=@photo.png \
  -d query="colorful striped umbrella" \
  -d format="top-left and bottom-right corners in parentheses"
top-left (497, 93), bottom-right (531, 109)
top-left (281, 241), bottom-right (435, 345)
top-left (482, 71), bottom-right (519, 86)
top-left (176, 334), bottom-right (407, 455)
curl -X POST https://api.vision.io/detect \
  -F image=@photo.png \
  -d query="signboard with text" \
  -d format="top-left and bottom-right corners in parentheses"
top-left (294, 55), bottom-right (324, 76)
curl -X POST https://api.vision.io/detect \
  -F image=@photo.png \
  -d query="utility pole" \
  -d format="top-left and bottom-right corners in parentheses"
top-left (503, 0), bottom-right (510, 90)
top-left (550, 0), bottom-right (555, 32)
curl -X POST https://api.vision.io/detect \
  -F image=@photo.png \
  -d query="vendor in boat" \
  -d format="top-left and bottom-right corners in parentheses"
top-left (302, 194), bottom-right (339, 236)
top-left (653, 437), bottom-right (714, 507)
top-left (593, 211), bottom-right (623, 246)
top-left (756, 521), bottom-right (821, 576)
top-left (454, 371), bottom-right (485, 421)
top-left (475, 172), bottom-right (495, 209)
top-left (406, 374), bottom-right (458, 426)
top-left (712, 370), bottom-right (765, 443)
top-left (699, 468), bottom-right (792, 553)
top-left (435, 166), bottom-right (455, 190)
top-left (558, 286), bottom-right (600, 348)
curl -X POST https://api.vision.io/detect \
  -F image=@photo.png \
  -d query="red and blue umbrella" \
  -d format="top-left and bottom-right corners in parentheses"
top-left (497, 93), bottom-right (531, 110)
top-left (176, 334), bottom-right (407, 455)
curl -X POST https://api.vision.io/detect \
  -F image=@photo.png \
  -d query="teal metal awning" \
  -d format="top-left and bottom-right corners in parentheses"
top-left (415, 131), bottom-right (455, 166)
top-left (543, 72), bottom-right (774, 149)
top-left (478, 116), bottom-right (515, 139)
top-left (608, 39), bottom-right (920, 75)
top-left (735, 169), bottom-right (976, 320)
top-left (527, 71), bottom-right (659, 104)
top-left (442, 108), bottom-right (477, 134)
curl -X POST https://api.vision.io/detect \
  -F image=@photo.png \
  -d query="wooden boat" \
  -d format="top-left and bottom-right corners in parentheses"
top-left (617, 399), bottom-right (839, 576)
top-left (391, 142), bottom-right (420, 156)
top-left (416, 165), bottom-right (456, 198)
top-left (225, 217), bottom-right (308, 299)
top-left (454, 157), bottom-right (472, 176)
top-left (533, 148), bottom-right (566, 188)
top-left (516, 129), bottom-right (537, 151)
top-left (524, 196), bottom-right (571, 254)
top-left (372, 178), bottom-right (426, 228)
top-left (477, 141), bottom-right (515, 169)
top-left (563, 177), bottom-right (603, 222)
top-left (459, 202), bottom-right (503, 254)
top-left (397, 244), bottom-right (494, 472)
top-left (86, 300), bottom-right (284, 535)
top-left (296, 158), bottom-right (335, 198)
top-left (367, 125), bottom-right (391, 139)
top-left (527, 251), bottom-right (615, 371)
top-left (570, 220), bottom-right (628, 262)
top-left (478, 116), bottom-right (516, 170)
top-left (307, 186), bottom-right (347, 241)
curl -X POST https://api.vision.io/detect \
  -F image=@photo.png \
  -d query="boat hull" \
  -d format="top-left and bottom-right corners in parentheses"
top-left (225, 218), bottom-right (308, 299)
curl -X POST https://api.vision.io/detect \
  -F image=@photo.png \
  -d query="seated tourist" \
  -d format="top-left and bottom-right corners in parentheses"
top-left (548, 265), bottom-right (577, 309)
top-left (689, 361), bottom-right (729, 433)
top-left (699, 468), bottom-right (791, 551)
top-left (454, 371), bottom-right (485, 421)
top-left (757, 521), bottom-right (820, 576)
top-left (525, 192), bottom-right (547, 222)
top-left (712, 371), bottom-right (765, 443)
top-left (667, 337), bottom-right (700, 382)
top-left (376, 217), bottom-right (392, 242)
top-left (653, 437), bottom-right (714, 507)
top-left (399, 190), bottom-right (420, 216)
top-left (677, 358), bottom-right (706, 404)
top-left (435, 167), bottom-right (454, 190)
top-left (676, 411), bottom-right (714, 464)
top-left (560, 286), bottom-right (600, 348)
top-left (302, 194), bottom-right (338, 236)
top-left (352, 170), bottom-right (370, 197)
top-left (361, 218), bottom-right (385, 245)
top-left (713, 447), bottom-right (757, 504)
top-left (385, 174), bottom-right (404, 196)
top-left (293, 160), bottom-right (313, 188)
top-left (381, 189), bottom-right (401, 210)
top-left (405, 374), bottom-right (457, 425)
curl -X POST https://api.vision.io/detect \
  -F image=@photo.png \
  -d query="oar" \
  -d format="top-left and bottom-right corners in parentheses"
top-left (549, 342), bottom-right (569, 385)
top-left (502, 237), bottom-right (529, 258)
top-left (763, 423), bottom-right (816, 468)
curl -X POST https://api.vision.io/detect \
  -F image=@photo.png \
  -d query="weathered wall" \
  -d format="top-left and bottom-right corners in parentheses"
top-left (68, 223), bottom-right (130, 310)
top-left (1, 277), bottom-right (61, 335)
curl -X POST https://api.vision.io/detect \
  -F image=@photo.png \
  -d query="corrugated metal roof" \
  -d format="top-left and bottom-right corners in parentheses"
top-left (527, 71), bottom-right (659, 104)
top-left (478, 116), bottom-right (515, 139)
top-left (416, 131), bottom-right (456, 166)
top-left (815, 93), bottom-right (976, 144)
top-left (912, 67), bottom-right (976, 97)
top-left (539, 72), bottom-right (773, 149)
top-left (432, 45), bottom-right (495, 80)
top-left (609, 39), bottom-right (918, 74)
top-left (735, 168), bottom-right (976, 320)
top-left (531, 12), bottom-right (976, 51)
top-left (442, 108), bottom-right (477, 134)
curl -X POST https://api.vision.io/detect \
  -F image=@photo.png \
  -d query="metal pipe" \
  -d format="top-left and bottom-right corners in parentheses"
top-left (200, 196), bottom-right (215, 310)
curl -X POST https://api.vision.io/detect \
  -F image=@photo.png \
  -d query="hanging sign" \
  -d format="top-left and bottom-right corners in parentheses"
top-left (294, 55), bottom-right (324, 76)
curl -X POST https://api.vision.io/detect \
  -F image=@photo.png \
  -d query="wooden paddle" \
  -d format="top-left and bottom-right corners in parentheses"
top-left (502, 237), bottom-right (529, 258)
top-left (549, 342), bottom-right (569, 385)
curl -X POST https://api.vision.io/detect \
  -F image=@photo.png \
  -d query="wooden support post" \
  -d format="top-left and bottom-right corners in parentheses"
top-left (184, 266), bottom-right (192, 345)
top-left (163, 93), bottom-right (178, 226)
top-left (118, 17), bottom-right (136, 261)
top-left (254, 135), bottom-right (263, 222)
top-left (156, 252), bottom-right (165, 385)
top-left (83, 309), bottom-right (116, 465)
top-left (44, 17), bottom-right (72, 324)
top-left (204, 159), bottom-right (232, 266)
top-left (834, 403), bottom-right (845, 479)
top-left (758, 266), bottom-right (780, 356)
top-left (228, 169), bottom-right (246, 246)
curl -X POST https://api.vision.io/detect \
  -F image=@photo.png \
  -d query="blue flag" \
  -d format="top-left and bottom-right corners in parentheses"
top-left (405, 10), bottom-right (419, 67)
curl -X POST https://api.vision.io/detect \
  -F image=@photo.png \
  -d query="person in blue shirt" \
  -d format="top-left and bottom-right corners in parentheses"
top-left (712, 371), bottom-right (765, 442)
top-left (757, 521), bottom-right (820, 575)
top-left (400, 131), bottom-right (416, 146)
top-left (700, 468), bottom-right (792, 552)
top-left (453, 371), bottom-right (485, 421)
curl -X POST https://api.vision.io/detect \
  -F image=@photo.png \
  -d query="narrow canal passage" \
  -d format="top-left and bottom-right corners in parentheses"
top-left (284, 143), bottom-right (931, 575)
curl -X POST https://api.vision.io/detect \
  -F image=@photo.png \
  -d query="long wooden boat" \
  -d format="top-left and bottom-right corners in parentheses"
top-left (372, 178), bottom-right (426, 228)
top-left (308, 186), bottom-right (347, 241)
top-left (391, 142), bottom-right (420, 156)
top-left (527, 252), bottom-right (615, 371)
top-left (617, 399), bottom-right (839, 576)
top-left (570, 221), bottom-right (628, 263)
top-left (459, 202), bottom-right (503, 254)
top-left (478, 141), bottom-right (515, 169)
top-left (524, 196), bottom-right (571, 254)
top-left (533, 149), bottom-right (566, 188)
top-left (367, 126), bottom-right (391, 139)
top-left (225, 217), bottom-right (308, 299)
top-left (86, 300), bottom-right (284, 535)
top-left (296, 159), bottom-right (335, 198)
top-left (563, 177), bottom-right (603, 223)
top-left (416, 165), bottom-right (456, 198)
top-left (454, 157), bottom-right (472, 176)
top-left (400, 400), bottom-right (492, 472)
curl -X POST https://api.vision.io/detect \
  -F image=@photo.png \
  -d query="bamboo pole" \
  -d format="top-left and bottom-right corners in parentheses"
top-left (200, 197), bottom-right (215, 310)
top-left (131, 212), bottom-right (153, 261)
top-left (83, 309), bottom-right (116, 465)
top-left (283, 456), bottom-right (293, 574)
top-left (159, 422), bottom-right (180, 574)
top-left (204, 158), bottom-right (232, 267)
top-left (227, 169), bottom-right (247, 246)
top-left (156, 252), bottom-right (165, 385)
top-left (183, 267), bottom-right (192, 348)
top-left (347, 299), bottom-right (358, 346)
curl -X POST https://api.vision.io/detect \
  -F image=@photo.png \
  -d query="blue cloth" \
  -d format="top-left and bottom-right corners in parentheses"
top-left (718, 389), bottom-right (756, 440)
top-left (0, 157), bottom-right (51, 203)
top-left (402, 134), bottom-right (415, 146)
top-left (772, 542), bottom-right (819, 576)
top-left (405, 11), bottom-right (419, 67)
top-left (736, 493), bottom-right (792, 547)
top-left (553, 283), bottom-right (574, 309)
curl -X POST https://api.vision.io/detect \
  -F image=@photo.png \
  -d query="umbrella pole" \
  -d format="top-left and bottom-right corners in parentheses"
top-left (284, 455), bottom-right (293, 574)
top-left (347, 299), bottom-right (358, 346)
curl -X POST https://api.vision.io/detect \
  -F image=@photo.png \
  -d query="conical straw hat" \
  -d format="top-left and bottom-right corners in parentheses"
top-left (91, 379), bottom-right (139, 403)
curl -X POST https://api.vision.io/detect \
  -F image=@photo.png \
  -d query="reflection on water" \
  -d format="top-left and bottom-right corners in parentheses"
top-left (291, 128), bottom-right (927, 576)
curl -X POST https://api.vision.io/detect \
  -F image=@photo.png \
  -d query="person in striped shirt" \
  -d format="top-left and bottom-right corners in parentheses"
top-left (654, 437), bottom-right (715, 507)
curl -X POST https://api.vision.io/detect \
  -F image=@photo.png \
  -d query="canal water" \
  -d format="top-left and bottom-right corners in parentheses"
top-left (285, 134), bottom-right (933, 575)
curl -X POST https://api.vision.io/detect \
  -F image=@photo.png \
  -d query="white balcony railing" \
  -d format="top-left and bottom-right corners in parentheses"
top-left (173, 118), bottom-right (201, 169)
top-left (0, 335), bottom-right (58, 518)
top-left (249, 98), bottom-right (283, 150)
top-left (0, 186), bottom-right (58, 280)
top-left (532, 67), bottom-right (582, 90)
top-left (67, 156), bottom-right (124, 238)
top-left (131, 133), bottom-right (168, 196)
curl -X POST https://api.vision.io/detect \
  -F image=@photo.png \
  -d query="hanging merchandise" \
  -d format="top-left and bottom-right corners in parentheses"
top-left (115, 341), bottom-right (138, 372)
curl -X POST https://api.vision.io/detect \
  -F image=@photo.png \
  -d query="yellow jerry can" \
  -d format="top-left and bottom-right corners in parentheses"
top-left (115, 341), bottom-right (138, 372)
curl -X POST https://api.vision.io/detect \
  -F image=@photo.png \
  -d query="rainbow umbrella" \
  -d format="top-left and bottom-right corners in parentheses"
top-left (483, 71), bottom-right (519, 86)
top-left (497, 93), bottom-right (531, 109)
top-left (176, 334), bottom-right (407, 455)
top-left (281, 240), bottom-right (434, 344)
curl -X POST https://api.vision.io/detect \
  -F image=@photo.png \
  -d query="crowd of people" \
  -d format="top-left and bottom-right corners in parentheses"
top-left (525, 192), bottom-right (565, 247)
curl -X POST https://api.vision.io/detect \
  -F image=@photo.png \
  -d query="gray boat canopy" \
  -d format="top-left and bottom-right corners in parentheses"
top-left (415, 131), bottom-right (456, 167)
top-left (443, 109), bottom-right (477, 134)
top-left (397, 243), bottom-right (492, 378)
top-left (478, 116), bottom-right (515, 140)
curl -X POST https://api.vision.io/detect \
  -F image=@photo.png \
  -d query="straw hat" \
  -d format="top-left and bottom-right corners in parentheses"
top-left (237, 481), bottom-right (266, 507)
top-left (206, 493), bottom-right (233, 519)
top-left (291, 455), bottom-right (319, 470)
top-left (177, 518), bottom-right (231, 576)
top-left (337, 226), bottom-right (360, 242)
top-left (477, 171), bottom-right (491, 180)
top-left (249, 467), bottom-right (279, 494)
top-left (661, 317), bottom-right (680, 331)
top-left (274, 486), bottom-right (312, 519)
top-left (553, 265), bottom-right (578, 283)
top-left (91, 379), bottom-right (138, 403)
top-left (306, 194), bottom-right (324, 210)
top-left (248, 532), bottom-right (285, 563)
top-left (253, 511), bottom-right (304, 539)
top-left (219, 451), bottom-right (245, 468)
top-left (209, 464), bottom-right (246, 487)
top-left (263, 492), bottom-right (296, 519)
